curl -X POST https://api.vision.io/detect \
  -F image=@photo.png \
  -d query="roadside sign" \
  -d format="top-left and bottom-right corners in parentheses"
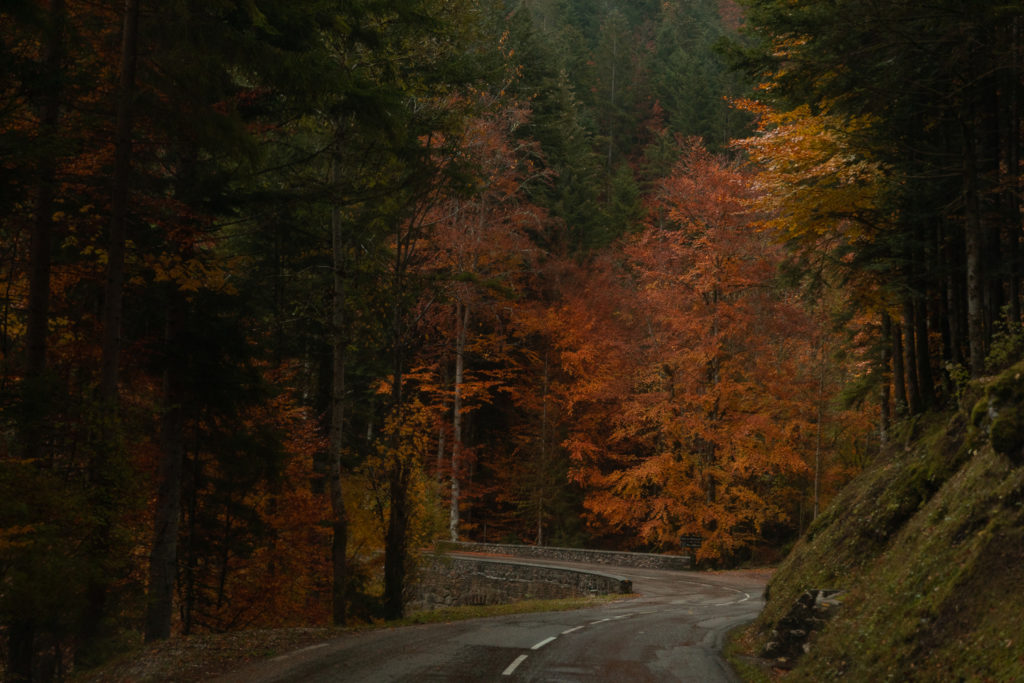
top-left (679, 534), bottom-right (703, 549)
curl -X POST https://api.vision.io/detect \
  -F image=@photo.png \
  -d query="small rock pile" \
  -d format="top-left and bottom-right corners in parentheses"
top-left (762, 588), bottom-right (843, 670)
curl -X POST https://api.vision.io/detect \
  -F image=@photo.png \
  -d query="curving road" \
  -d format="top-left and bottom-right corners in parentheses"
top-left (217, 558), bottom-right (768, 682)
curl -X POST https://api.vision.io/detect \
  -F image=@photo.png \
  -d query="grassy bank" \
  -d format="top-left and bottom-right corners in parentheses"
top-left (732, 362), bottom-right (1024, 680)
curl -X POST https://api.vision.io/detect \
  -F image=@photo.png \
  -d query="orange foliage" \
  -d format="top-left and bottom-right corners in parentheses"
top-left (557, 142), bottom-right (831, 560)
top-left (178, 371), bottom-right (332, 631)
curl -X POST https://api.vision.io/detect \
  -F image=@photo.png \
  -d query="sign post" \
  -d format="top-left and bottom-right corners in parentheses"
top-left (679, 534), bottom-right (702, 567)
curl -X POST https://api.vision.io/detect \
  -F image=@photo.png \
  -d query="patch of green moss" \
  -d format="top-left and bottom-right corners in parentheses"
top-left (974, 360), bottom-right (1024, 460)
top-left (970, 396), bottom-right (989, 428)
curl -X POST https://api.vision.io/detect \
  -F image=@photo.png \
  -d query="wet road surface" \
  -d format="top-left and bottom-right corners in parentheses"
top-left (217, 559), bottom-right (768, 682)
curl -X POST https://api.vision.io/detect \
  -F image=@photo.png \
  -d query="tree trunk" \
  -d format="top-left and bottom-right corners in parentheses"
top-left (536, 492), bottom-right (544, 546)
top-left (980, 71), bottom-right (1003, 341)
top-left (80, 0), bottom-right (141, 657)
top-left (964, 120), bottom-right (987, 376)
top-left (892, 319), bottom-right (907, 414)
top-left (880, 312), bottom-right (892, 443)
top-left (435, 420), bottom-right (446, 481)
top-left (8, 620), bottom-right (34, 683)
top-left (99, 0), bottom-right (140, 403)
top-left (23, 0), bottom-right (66, 465)
top-left (902, 300), bottom-right (922, 414)
top-left (535, 350), bottom-right (551, 545)
top-left (382, 204), bottom-right (417, 619)
top-left (813, 335), bottom-right (826, 519)
top-left (181, 452), bottom-right (200, 635)
top-left (144, 300), bottom-right (186, 641)
top-left (384, 461), bottom-right (410, 619)
top-left (1006, 16), bottom-right (1022, 323)
top-left (449, 301), bottom-right (469, 542)
top-left (328, 153), bottom-right (349, 626)
top-left (913, 296), bottom-right (935, 410)
top-left (606, 31), bottom-right (617, 171)
top-left (383, 336), bottom-right (409, 618)
top-left (945, 265), bottom-right (963, 367)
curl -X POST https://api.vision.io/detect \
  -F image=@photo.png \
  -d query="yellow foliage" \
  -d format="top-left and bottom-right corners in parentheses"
top-left (0, 524), bottom-right (39, 551)
top-left (142, 249), bottom-right (239, 296)
top-left (732, 99), bottom-right (890, 248)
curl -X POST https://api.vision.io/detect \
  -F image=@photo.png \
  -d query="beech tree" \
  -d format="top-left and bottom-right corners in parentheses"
top-left (420, 104), bottom-right (544, 541)
top-left (553, 143), bottom-right (862, 560)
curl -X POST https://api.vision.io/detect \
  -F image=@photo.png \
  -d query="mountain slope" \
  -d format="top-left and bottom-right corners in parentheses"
top-left (740, 361), bottom-right (1024, 680)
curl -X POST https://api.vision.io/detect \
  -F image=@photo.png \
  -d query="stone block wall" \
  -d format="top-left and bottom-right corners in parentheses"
top-left (407, 554), bottom-right (633, 612)
top-left (437, 540), bottom-right (692, 570)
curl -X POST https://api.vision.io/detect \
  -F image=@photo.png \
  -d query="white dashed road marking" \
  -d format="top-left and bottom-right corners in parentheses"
top-left (532, 636), bottom-right (557, 650)
top-left (502, 654), bottom-right (529, 676)
top-left (503, 613), bottom-right (636, 676)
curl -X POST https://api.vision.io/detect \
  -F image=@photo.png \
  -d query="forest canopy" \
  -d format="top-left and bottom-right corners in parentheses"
top-left (2, 0), bottom-right (1022, 677)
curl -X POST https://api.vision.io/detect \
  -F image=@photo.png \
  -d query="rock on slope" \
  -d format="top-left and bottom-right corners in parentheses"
top-left (743, 361), bottom-right (1024, 681)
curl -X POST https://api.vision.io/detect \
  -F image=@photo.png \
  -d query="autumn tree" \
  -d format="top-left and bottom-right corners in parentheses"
top-left (406, 102), bottom-right (541, 542)
top-left (555, 143), bottom-right (859, 560)
top-left (736, 0), bottom-right (1024, 406)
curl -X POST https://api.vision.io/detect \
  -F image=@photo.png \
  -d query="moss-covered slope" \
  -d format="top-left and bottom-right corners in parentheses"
top-left (745, 362), bottom-right (1024, 681)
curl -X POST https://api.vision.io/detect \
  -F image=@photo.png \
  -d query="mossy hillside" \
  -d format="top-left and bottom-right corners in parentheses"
top-left (746, 363), bottom-right (1024, 681)
top-left (756, 409), bottom-right (969, 627)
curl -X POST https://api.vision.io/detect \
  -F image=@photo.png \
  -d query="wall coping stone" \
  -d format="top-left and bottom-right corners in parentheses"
top-left (437, 553), bottom-right (634, 585)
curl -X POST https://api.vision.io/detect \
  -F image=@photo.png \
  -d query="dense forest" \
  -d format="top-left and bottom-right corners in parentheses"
top-left (2, 0), bottom-right (1023, 677)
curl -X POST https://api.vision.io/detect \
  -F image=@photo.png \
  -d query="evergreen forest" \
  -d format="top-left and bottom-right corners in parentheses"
top-left (2, 0), bottom-right (1023, 677)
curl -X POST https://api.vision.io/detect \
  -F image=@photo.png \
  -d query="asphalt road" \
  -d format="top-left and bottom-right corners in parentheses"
top-left (217, 559), bottom-right (768, 682)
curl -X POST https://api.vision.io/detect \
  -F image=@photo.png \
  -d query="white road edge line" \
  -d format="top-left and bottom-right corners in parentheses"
top-left (590, 618), bottom-right (611, 625)
top-left (562, 625), bottom-right (584, 635)
top-left (532, 636), bottom-right (557, 650)
top-left (502, 654), bottom-right (529, 676)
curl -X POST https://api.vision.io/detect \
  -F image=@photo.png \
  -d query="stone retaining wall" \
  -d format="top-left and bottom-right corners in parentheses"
top-left (437, 541), bottom-right (692, 570)
top-left (408, 554), bottom-right (633, 611)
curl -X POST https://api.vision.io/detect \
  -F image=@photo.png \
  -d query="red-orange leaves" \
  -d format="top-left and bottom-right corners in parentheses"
top-left (565, 142), bottom-right (819, 561)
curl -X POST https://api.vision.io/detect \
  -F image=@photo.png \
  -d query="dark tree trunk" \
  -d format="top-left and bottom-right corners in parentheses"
top-left (892, 320), bottom-right (908, 414)
top-left (902, 301), bottom-right (922, 414)
top-left (963, 60), bottom-right (988, 376)
top-left (328, 154), bottom-right (349, 625)
top-left (23, 0), bottom-right (66, 462)
top-left (181, 451), bottom-right (200, 636)
top-left (880, 312), bottom-right (892, 443)
top-left (980, 68), bottom-right (1003, 338)
top-left (914, 296), bottom-right (936, 409)
top-left (382, 209), bottom-right (416, 620)
top-left (1005, 17), bottom-right (1022, 323)
top-left (144, 299), bottom-right (186, 641)
top-left (79, 0), bottom-right (142, 658)
top-left (384, 462), bottom-right (410, 619)
top-left (7, 620), bottom-right (34, 683)
top-left (946, 265), bottom-right (964, 367)
top-left (99, 0), bottom-right (140, 403)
